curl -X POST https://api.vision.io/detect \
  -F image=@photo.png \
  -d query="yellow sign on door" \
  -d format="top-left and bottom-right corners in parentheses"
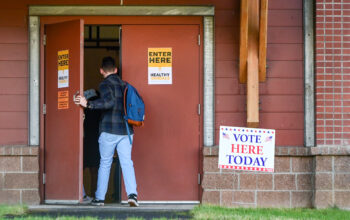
top-left (148, 48), bottom-right (172, 84)
top-left (58, 50), bottom-right (69, 88)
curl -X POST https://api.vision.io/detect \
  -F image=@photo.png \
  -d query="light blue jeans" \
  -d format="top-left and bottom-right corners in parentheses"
top-left (95, 132), bottom-right (137, 200)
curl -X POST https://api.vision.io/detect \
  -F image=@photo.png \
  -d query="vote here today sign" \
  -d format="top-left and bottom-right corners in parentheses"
top-left (218, 126), bottom-right (275, 172)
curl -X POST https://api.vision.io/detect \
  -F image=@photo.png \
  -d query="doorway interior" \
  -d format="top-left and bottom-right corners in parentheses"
top-left (83, 24), bottom-right (122, 203)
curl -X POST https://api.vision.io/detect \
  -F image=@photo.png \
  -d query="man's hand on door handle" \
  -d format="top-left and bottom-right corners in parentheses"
top-left (74, 94), bottom-right (87, 108)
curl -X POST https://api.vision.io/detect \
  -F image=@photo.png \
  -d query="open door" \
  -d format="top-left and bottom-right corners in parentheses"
top-left (44, 19), bottom-right (84, 203)
top-left (122, 25), bottom-right (201, 201)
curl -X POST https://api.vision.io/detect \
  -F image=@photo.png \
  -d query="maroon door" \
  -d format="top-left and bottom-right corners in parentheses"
top-left (44, 20), bottom-right (84, 202)
top-left (122, 25), bottom-right (201, 201)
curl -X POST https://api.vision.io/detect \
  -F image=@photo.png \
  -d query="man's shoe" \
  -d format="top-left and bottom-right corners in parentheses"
top-left (128, 194), bottom-right (139, 207)
top-left (91, 199), bottom-right (105, 206)
top-left (81, 195), bottom-right (93, 204)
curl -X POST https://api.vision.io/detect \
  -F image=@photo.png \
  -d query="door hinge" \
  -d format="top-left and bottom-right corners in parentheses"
top-left (43, 173), bottom-right (46, 184)
top-left (198, 173), bottom-right (201, 185)
top-left (198, 34), bottom-right (201, 46)
top-left (197, 104), bottom-right (201, 115)
top-left (43, 104), bottom-right (46, 115)
top-left (43, 34), bottom-right (47, 46)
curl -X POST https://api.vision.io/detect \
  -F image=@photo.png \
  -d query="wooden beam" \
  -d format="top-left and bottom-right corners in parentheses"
top-left (247, 0), bottom-right (260, 128)
top-left (239, 0), bottom-right (248, 83)
top-left (259, 0), bottom-right (268, 82)
top-left (29, 6), bottom-right (215, 16)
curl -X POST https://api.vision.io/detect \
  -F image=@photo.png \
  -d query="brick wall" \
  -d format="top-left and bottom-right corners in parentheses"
top-left (316, 0), bottom-right (350, 145)
top-left (202, 146), bottom-right (313, 208)
top-left (0, 146), bottom-right (40, 204)
top-left (312, 147), bottom-right (350, 209)
top-left (202, 146), bottom-right (350, 209)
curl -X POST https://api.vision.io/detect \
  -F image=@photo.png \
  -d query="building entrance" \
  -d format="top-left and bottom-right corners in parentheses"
top-left (43, 18), bottom-right (202, 204)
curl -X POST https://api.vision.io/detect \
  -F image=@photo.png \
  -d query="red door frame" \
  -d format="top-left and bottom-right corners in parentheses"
top-left (39, 16), bottom-right (204, 203)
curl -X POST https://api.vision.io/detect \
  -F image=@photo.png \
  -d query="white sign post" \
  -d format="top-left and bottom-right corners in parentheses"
top-left (218, 126), bottom-right (275, 172)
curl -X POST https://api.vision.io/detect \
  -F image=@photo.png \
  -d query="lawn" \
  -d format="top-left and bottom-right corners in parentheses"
top-left (1, 204), bottom-right (350, 219)
top-left (191, 205), bottom-right (350, 220)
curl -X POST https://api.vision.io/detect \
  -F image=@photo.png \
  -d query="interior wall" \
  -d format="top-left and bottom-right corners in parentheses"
top-left (84, 49), bottom-right (118, 90)
top-left (83, 25), bottom-right (120, 202)
top-left (84, 25), bottom-right (119, 90)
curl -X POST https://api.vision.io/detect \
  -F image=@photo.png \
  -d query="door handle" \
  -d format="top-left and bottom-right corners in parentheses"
top-left (73, 91), bottom-right (79, 103)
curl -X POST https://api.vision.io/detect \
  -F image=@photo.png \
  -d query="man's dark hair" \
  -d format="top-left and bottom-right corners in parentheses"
top-left (101, 56), bottom-right (116, 73)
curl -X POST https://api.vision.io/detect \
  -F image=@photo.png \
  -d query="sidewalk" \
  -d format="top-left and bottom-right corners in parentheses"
top-left (28, 204), bottom-right (196, 219)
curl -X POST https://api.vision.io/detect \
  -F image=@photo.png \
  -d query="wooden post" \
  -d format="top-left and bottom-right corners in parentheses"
top-left (259, 0), bottom-right (268, 82)
top-left (247, 0), bottom-right (260, 128)
top-left (239, 0), bottom-right (248, 83)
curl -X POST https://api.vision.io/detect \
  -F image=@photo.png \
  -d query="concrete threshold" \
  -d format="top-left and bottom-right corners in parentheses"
top-left (28, 204), bottom-right (196, 219)
top-left (29, 204), bottom-right (197, 211)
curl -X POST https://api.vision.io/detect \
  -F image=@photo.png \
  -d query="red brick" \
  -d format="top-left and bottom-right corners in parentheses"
top-left (4, 173), bottom-right (39, 189)
top-left (3, 147), bottom-right (12, 155)
top-left (291, 192), bottom-right (313, 208)
top-left (314, 191), bottom-right (333, 209)
top-left (202, 191), bottom-right (220, 205)
top-left (12, 147), bottom-right (22, 155)
top-left (202, 173), bottom-right (236, 190)
top-left (292, 157), bottom-right (313, 173)
top-left (297, 174), bottom-right (313, 190)
top-left (315, 173), bottom-right (332, 190)
top-left (0, 190), bottom-right (20, 204)
top-left (257, 174), bottom-right (273, 190)
top-left (221, 190), bottom-right (233, 206)
top-left (203, 147), bottom-right (211, 156)
top-left (334, 156), bottom-right (350, 172)
top-left (203, 157), bottom-right (219, 173)
top-left (334, 174), bottom-right (350, 190)
top-left (274, 174), bottom-right (296, 190)
top-left (30, 147), bottom-right (39, 156)
top-left (211, 147), bottom-right (219, 156)
top-left (233, 191), bottom-right (255, 203)
top-left (231, 203), bottom-right (256, 208)
top-left (274, 157), bottom-right (290, 172)
top-left (0, 156), bottom-right (20, 172)
top-left (22, 147), bottom-right (30, 155)
top-left (22, 156), bottom-right (39, 172)
top-left (335, 191), bottom-right (350, 209)
top-left (0, 173), bottom-right (3, 189)
top-left (22, 190), bottom-right (40, 205)
top-left (276, 147), bottom-right (289, 155)
top-left (257, 191), bottom-right (290, 208)
top-left (239, 174), bottom-right (257, 190)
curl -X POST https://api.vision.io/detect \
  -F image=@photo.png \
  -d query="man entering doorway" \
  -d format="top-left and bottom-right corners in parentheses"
top-left (74, 57), bottom-right (138, 207)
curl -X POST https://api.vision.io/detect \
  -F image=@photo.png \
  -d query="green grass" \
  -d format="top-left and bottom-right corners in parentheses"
top-left (0, 204), bottom-right (27, 218)
top-left (1, 204), bottom-right (350, 220)
top-left (191, 205), bottom-right (350, 220)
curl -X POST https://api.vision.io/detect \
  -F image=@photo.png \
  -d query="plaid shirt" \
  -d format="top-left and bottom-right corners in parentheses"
top-left (88, 74), bottom-right (133, 135)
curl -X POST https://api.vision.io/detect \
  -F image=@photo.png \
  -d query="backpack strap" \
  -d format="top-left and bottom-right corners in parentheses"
top-left (124, 84), bottom-right (132, 145)
top-left (125, 119), bottom-right (133, 145)
top-left (123, 83), bottom-right (128, 118)
top-left (115, 76), bottom-right (133, 144)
